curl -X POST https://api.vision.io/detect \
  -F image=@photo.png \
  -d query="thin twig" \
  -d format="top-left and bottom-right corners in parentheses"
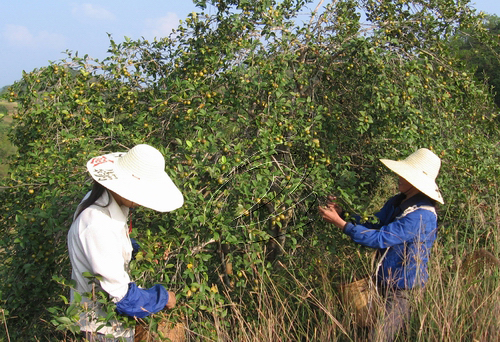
top-left (309, 0), bottom-right (325, 26)
top-left (1, 309), bottom-right (10, 342)
top-left (191, 238), bottom-right (216, 255)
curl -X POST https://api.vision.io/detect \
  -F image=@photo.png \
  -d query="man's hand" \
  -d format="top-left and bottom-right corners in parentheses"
top-left (165, 291), bottom-right (176, 309)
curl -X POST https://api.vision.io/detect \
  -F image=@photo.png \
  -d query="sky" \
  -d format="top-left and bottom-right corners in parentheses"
top-left (1, 0), bottom-right (499, 89)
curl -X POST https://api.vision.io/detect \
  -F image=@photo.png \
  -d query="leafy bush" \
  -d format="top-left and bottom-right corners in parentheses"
top-left (0, 0), bottom-right (498, 339)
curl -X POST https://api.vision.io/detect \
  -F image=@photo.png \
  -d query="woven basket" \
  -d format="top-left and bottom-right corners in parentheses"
top-left (135, 321), bottom-right (186, 342)
top-left (340, 276), bottom-right (378, 327)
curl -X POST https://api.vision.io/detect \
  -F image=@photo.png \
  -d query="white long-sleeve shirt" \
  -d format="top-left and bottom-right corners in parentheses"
top-left (67, 190), bottom-right (134, 338)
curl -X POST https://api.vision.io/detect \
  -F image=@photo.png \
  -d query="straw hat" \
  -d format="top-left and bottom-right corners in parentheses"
top-left (380, 148), bottom-right (444, 204)
top-left (86, 144), bottom-right (184, 212)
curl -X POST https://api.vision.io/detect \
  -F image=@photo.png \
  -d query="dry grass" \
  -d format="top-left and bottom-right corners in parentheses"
top-left (188, 194), bottom-right (500, 342)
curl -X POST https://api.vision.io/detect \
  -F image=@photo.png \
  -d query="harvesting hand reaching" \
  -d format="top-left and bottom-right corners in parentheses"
top-left (326, 195), bottom-right (343, 214)
top-left (165, 291), bottom-right (177, 309)
top-left (318, 196), bottom-right (347, 230)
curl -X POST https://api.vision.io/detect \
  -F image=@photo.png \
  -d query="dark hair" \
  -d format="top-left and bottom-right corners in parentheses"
top-left (420, 192), bottom-right (438, 207)
top-left (429, 198), bottom-right (438, 207)
top-left (74, 181), bottom-right (110, 218)
top-left (420, 193), bottom-right (439, 213)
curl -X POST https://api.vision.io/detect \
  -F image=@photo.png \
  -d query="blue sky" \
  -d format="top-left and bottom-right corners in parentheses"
top-left (1, 0), bottom-right (499, 88)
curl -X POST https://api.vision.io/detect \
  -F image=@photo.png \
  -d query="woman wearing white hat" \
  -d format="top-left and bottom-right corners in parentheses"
top-left (318, 148), bottom-right (443, 341)
top-left (67, 144), bottom-right (184, 341)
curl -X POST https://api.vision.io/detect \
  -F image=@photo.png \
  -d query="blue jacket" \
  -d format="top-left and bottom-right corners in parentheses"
top-left (343, 193), bottom-right (438, 290)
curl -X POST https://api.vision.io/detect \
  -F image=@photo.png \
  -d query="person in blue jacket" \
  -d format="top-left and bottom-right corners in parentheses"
top-left (318, 148), bottom-right (444, 341)
top-left (67, 144), bottom-right (184, 341)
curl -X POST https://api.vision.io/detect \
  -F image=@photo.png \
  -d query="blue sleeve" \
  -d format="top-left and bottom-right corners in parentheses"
top-left (130, 238), bottom-right (140, 260)
top-left (115, 283), bottom-right (169, 318)
top-left (350, 195), bottom-right (399, 230)
top-left (352, 214), bottom-right (382, 230)
top-left (343, 209), bottom-right (431, 249)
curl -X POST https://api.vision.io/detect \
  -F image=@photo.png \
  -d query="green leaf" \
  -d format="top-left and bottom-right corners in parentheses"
top-left (59, 295), bottom-right (69, 305)
top-left (69, 325), bottom-right (81, 334)
top-left (66, 304), bottom-right (79, 317)
top-left (73, 292), bottom-right (82, 303)
top-left (55, 316), bottom-right (72, 325)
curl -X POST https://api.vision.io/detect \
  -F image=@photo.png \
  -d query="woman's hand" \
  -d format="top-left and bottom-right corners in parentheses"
top-left (326, 195), bottom-right (343, 214)
top-left (318, 197), bottom-right (347, 230)
top-left (165, 291), bottom-right (176, 309)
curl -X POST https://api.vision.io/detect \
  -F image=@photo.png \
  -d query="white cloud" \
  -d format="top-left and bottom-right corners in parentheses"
top-left (2, 24), bottom-right (66, 49)
top-left (143, 12), bottom-right (180, 39)
top-left (72, 3), bottom-right (116, 21)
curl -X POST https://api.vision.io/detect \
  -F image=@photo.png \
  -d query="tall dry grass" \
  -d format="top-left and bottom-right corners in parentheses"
top-left (198, 193), bottom-right (500, 342)
top-left (409, 195), bottom-right (500, 342)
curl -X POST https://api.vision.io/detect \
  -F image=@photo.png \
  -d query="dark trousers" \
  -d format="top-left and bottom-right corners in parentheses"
top-left (82, 331), bottom-right (134, 342)
top-left (371, 288), bottom-right (412, 342)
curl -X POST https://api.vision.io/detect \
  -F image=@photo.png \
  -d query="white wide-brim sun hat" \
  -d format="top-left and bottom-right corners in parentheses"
top-left (380, 148), bottom-right (444, 204)
top-left (86, 144), bottom-right (184, 212)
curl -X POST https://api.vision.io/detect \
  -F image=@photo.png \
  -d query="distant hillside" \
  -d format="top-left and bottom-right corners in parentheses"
top-left (0, 85), bottom-right (11, 94)
top-left (0, 100), bottom-right (17, 178)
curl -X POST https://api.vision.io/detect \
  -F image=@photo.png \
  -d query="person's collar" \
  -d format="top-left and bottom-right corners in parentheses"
top-left (98, 190), bottom-right (130, 222)
top-left (392, 193), bottom-right (406, 207)
top-left (399, 192), bottom-right (432, 211)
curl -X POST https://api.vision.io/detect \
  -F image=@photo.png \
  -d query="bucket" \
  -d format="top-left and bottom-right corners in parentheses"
top-left (340, 277), bottom-right (378, 327)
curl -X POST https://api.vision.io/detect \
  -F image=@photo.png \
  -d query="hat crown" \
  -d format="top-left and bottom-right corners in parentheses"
top-left (117, 144), bottom-right (166, 180)
top-left (380, 148), bottom-right (444, 204)
top-left (403, 148), bottom-right (441, 180)
top-left (86, 144), bottom-right (184, 212)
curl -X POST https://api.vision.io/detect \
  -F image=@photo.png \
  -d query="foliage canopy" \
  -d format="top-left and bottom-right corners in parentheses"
top-left (450, 14), bottom-right (500, 107)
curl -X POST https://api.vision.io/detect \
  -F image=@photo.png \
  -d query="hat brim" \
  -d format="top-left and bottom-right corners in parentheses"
top-left (87, 152), bottom-right (184, 212)
top-left (380, 159), bottom-right (444, 204)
